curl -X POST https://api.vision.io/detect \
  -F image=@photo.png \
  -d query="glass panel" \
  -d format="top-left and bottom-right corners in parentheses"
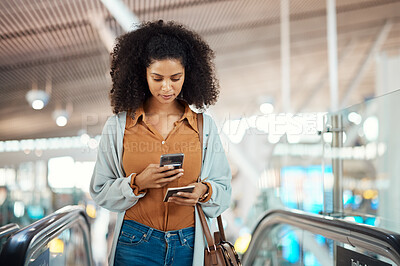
top-left (250, 224), bottom-right (396, 266)
top-left (323, 89), bottom-right (400, 233)
top-left (252, 112), bottom-right (327, 222)
top-left (27, 222), bottom-right (90, 266)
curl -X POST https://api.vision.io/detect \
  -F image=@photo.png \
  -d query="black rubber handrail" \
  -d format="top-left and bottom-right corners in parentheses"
top-left (242, 209), bottom-right (400, 265)
top-left (0, 223), bottom-right (20, 239)
top-left (0, 205), bottom-right (93, 266)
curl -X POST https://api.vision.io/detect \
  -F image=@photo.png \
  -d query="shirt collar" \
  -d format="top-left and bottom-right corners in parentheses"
top-left (126, 106), bottom-right (145, 129)
top-left (126, 100), bottom-right (198, 133)
top-left (178, 100), bottom-right (198, 133)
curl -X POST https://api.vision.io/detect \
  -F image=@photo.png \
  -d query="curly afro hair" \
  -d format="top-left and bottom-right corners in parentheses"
top-left (109, 20), bottom-right (220, 114)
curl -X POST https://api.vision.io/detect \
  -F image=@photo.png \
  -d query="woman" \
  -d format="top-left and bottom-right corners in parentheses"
top-left (90, 20), bottom-right (232, 266)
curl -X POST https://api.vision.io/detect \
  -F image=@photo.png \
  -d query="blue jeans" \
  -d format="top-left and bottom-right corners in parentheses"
top-left (114, 220), bottom-right (195, 266)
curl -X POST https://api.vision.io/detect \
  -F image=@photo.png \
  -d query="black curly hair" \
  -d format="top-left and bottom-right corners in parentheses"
top-left (109, 20), bottom-right (220, 114)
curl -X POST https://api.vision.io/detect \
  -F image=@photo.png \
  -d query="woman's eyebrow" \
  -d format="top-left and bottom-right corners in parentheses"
top-left (151, 72), bottom-right (183, 77)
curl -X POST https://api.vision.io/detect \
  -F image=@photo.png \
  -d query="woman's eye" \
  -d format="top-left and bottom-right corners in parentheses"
top-left (153, 78), bottom-right (162, 82)
top-left (171, 78), bottom-right (180, 82)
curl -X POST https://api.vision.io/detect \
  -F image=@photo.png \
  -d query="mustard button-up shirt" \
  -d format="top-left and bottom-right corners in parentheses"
top-left (122, 101), bottom-right (211, 231)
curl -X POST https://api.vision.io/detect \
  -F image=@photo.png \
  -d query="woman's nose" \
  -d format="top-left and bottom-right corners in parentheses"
top-left (162, 80), bottom-right (172, 91)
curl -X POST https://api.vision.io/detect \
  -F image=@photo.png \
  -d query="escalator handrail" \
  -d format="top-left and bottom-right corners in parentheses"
top-left (0, 205), bottom-right (93, 266)
top-left (0, 223), bottom-right (20, 239)
top-left (243, 209), bottom-right (400, 265)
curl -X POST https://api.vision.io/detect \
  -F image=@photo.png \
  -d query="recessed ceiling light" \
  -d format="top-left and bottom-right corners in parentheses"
top-left (26, 90), bottom-right (50, 110)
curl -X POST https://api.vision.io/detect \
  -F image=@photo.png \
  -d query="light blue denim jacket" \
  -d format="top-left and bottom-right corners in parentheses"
top-left (89, 111), bottom-right (232, 266)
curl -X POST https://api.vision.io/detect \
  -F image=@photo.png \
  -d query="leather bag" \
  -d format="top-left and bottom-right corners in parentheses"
top-left (197, 113), bottom-right (241, 266)
top-left (196, 206), bottom-right (241, 266)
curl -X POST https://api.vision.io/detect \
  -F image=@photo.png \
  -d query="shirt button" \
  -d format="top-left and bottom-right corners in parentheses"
top-left (162, 141), bottom-right (166, 144)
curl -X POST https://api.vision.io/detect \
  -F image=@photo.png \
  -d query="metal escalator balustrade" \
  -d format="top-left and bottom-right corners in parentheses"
top-left (0, 223), bottom-right (20, 253)
top-left (0, 223), bottom-right (20, 239)
top-left (0, 205), bottom-right (94, 266)
top-left (242, 209), bottom-right (400, 265)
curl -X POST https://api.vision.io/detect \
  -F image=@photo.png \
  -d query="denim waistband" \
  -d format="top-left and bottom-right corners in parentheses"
top-left (122, 219), bottom-right (195, 244)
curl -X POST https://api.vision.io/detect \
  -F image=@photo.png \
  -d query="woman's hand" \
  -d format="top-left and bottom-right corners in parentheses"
top-left (134, 164), bottom-right (184, 190)
top-left (168, 182), bottom-right (208, 206)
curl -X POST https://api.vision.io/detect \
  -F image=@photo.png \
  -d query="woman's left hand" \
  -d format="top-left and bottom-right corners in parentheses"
top-left (168, 182), bottom-right (208, 206)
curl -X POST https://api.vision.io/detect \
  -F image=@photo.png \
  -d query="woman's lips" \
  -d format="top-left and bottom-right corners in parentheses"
top-left (161, 95), bottom-right (173, 100)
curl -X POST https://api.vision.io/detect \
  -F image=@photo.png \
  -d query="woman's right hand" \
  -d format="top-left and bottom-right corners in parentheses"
top-left (134, 164), bottom-right (184, 190)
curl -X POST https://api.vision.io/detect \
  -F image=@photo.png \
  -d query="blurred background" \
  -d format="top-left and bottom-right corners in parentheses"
top-left (1, 0), bottom-right (400, 265)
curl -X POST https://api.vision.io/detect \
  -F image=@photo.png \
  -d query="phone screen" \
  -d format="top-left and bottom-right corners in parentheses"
top-left (160, 153), bottom-right (184, 169)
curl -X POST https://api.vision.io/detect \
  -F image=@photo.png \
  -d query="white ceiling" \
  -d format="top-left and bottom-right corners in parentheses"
top-left (1, 0), bottom-right (399, 140)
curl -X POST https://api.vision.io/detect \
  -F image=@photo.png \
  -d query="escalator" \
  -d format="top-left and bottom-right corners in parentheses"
top-left (0, 205), bottom-right (93, 266)
top-left (0, 223), bottom-right (19, 253)
top-left (2, 205), bottom-right (399, 265)
top-left (242, 209), bottom-right (400, 265)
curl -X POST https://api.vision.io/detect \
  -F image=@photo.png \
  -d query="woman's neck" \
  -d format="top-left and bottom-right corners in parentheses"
top-left (143, 97), bottom-right (184, 116)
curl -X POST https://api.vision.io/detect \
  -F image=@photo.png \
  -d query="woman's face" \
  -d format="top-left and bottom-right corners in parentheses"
top-left (146, 58), bottom-right (185, 104)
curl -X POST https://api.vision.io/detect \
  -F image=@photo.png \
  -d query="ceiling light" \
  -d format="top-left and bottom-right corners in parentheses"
top-left (26, 90), bottom-right (50, 110)
top-left (363, 116), bottom-right (379, 141)
top-left (260, 102), bottom-right (274, 114)
top-left (348, 112), bottom-right (362, 125)
top-left (52, 109), bottom-right (69, 127)
top-left (88, 138), bottom-right (99, 149)
top-left (25, 80), bottom-right (51, 110)
top-left (258, 96), bottom-right (274, 114)
top-left (52, 103), bottom-right (73, 127)
top-left (78, 129), bottom-right (90, 145)
top-left (80, 133), bottom-right (90, 145)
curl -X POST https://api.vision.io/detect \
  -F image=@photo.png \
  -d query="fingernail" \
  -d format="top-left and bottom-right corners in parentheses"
top-left (177, 192), bottom-right (182, 196)
top-left (179, 169), bottom-right (184, 172)
top-left (169, 166), bottom-right (174, 169)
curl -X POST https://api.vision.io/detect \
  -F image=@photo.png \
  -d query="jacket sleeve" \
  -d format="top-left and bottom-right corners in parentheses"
top-left (198, 116), bottom-right (232, 218)
top-left (89, 115), bottom-right (145, 212)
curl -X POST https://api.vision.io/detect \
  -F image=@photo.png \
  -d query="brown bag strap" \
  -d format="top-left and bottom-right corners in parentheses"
top-left (197, 113), bottom-right (203, 163)
top-left (196, 204), bottom-right (216, 249)
top-left (197, 113), bottom-right (215, 248)
top-left (196, 113), bottom-right (227, 244)
top-left (217, 216), bottom-right (226, 241)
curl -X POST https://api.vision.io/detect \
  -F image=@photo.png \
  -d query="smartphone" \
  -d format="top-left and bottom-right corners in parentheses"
top-left (163, 185), bottom-right (195, 202)
top-left (160, 153), bottom-right (184, 169)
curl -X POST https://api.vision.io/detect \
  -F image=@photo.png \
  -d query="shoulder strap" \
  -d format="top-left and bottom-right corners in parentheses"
top-left (197, 113), bottom-right (203, 163)
top-left (196, 113), bottom-right (227, 242)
